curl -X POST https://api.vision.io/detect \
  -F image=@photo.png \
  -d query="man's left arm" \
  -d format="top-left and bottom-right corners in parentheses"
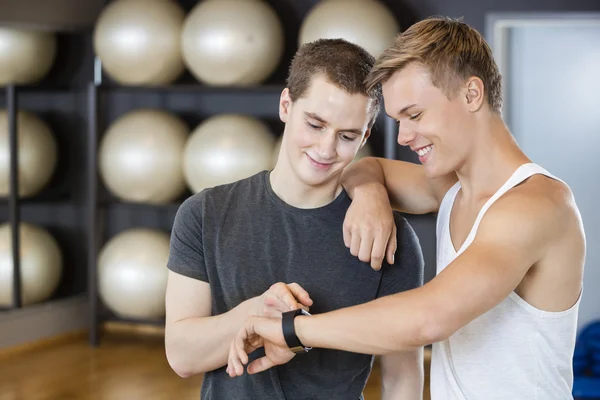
top-left (296, 191), bottom-right (561, 354)
top-left (378, 215), bottom-right (425, 399)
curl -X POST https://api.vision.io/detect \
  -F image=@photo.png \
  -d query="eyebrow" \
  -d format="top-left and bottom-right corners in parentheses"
top-left (304, 112), bottom-right (363, 135)
top-left (397, 104), bottom-right (418, 116)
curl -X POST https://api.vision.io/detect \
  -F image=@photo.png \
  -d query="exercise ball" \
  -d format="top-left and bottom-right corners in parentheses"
top-left (271, 135), bottom-right (373, 168)
top-left (0, 110), bottom-right (58, 198)
top-left (299, 0), bottom-right (400, 58)
top-left (0, 27), bottom-right (57, 86)
top-left (183, 114), bottom-right (276, 193)
top-left (93, 0), bottom-right (186, 85)
top-left (98, 228), bottom-right (170, 320)
top-left (98, 109), bottom-right (189, 204)
top-left (181, 0), bottom-right (284, 86)
top-left (0, 222), bottom-right (63, 307)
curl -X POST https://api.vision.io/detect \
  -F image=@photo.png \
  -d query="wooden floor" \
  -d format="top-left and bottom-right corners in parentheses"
top-left (0, 330), bottom-right (430, 400)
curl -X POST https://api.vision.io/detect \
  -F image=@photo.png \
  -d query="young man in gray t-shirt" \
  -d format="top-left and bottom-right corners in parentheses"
top-left (165, 38), bottom-right (425, 400)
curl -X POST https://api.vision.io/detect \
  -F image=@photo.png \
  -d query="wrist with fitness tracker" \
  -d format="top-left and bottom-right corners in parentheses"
top-left (282, 309), bottom-right (312, 353)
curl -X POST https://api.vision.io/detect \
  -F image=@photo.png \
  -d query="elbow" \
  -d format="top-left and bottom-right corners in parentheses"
top-left (166, 347), bottom-right (194, 378)
top-left (165, 339), bottom-right (202, 378)
top-left (419, 312), bottom-right (455, 345)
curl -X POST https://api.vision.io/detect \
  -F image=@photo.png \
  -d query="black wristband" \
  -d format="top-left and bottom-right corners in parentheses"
top-left (282, 309), bottom-right (311, 353)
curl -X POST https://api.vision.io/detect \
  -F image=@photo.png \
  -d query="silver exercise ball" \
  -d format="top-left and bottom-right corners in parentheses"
top-left (98, 109), bottom-right (189, 204)
top-left (183, 114), bottom-right (276, 193)
top-left (0, 27), bottom-right (57, 85)
top-left (98, 228), bottom-right (170, 320)
top-left (271, 135), bottom-right (373, 169)
top-left (299, 0), bottom-right (400, 58)
top-left (0, 110), bottom-right (58, 198)
top-left (181, 0), bottom-right (284, 86)
top-left (0, 222), bottom-right (63, 307)
top-left (93, 0), bottom-right (186, 85)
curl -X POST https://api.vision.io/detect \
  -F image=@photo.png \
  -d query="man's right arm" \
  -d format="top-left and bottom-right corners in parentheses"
top-left (164, 271), bottom-right (257, 377)
top-left (342, 157), bottom-right (456, 214)
top-left (164, 194), bottom-right (312, 378)
top-left (341, 157), bottom-right (457, 270)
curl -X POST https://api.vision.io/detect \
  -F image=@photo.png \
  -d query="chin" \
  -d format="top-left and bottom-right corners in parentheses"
top-left (423, 161), bottom-right (450, 179)
top-left (296, 166), bottom-right (340, 187)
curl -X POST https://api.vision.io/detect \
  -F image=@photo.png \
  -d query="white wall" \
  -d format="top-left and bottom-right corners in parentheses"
top-left (502, 19), bottom-right (600, 330)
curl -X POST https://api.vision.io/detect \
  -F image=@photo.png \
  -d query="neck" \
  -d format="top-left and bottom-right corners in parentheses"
top-left (269, 158), bottom-right (343, 209)
top-left (455, 112), bottom-right (531, 200)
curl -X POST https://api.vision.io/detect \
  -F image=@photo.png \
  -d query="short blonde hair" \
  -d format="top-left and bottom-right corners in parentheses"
top-left (366, 16), bottom-right (503, 113)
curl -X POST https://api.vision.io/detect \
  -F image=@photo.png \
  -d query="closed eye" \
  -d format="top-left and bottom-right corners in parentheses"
top-left (409, 112), bottom-right (422, 121)
top-left (307, 121), bottom-right (322, 130)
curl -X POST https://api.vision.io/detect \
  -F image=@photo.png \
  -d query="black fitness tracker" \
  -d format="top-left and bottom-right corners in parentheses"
top-left (282, 309), bottom-right (312, 354)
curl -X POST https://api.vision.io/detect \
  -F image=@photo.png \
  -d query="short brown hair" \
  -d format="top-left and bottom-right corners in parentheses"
top-left (366, 16), bottom-right (503, 113)
top-left (286, 38), bottom-right (381, 127)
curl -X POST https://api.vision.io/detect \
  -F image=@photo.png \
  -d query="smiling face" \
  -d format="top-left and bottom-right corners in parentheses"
top-left (383, 62), bottom-right (477, 178)
top-left (278, 73), bottom-right (372, 187)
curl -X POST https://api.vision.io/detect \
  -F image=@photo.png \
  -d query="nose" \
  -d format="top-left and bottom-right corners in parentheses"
top-left (316, 132), bottom-right (336, 160)
top-left (397, 122), bottom-right (416, 147)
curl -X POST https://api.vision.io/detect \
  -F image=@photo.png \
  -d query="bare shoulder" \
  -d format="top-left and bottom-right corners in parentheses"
top-left (477, 174), bottom-right (584, 260)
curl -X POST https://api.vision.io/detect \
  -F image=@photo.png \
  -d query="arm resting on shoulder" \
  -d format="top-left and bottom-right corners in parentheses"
top-left (342, 157), bottom-right (456, 214)
top-left (296, 190), bottom-right (562, 354)
top-left (165, 270), bottom-right (255, 378)
top-left (380, 349), bottom-right (424, 400)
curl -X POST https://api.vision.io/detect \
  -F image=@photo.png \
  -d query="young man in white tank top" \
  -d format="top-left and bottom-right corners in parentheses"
top-left (225, 17), bottom-right (586, 400)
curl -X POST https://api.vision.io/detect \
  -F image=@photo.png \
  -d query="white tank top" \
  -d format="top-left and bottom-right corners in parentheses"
top-left (430, 163), bottom-right (581, 400)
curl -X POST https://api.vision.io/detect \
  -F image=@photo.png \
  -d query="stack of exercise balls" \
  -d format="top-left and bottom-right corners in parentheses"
top-left (93, 0), bottom-right (285, 87)
top-left (0, 110), bottom-right (62, 307)
top-left (0, 22), bottom-right (63, 306)
top-left (92, 0), bottom-right (399, 87)
top-left (91, 0), bottom-right (397, 320)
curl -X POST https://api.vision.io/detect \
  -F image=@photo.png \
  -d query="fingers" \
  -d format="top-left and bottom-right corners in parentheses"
top-left (286, 283), bottom-right (313, 307)
top-left (270, 282), bottom-right (301, 311)
top-left (227, 323), bottom-right (251, 377)
top-left (247, 355), bottom-right (276, 375)
top-left (357, 232), bottom-right (374, 265)
top-left (386, 222), bottom-right (397, 265)
top-left (343, 221), bottom-right (352, 249)
top-left (350, 227), bottom-right (362, 258)
top-left (369, 231), bottom-right (386, 271)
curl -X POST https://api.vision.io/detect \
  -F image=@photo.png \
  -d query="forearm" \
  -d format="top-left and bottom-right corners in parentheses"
top-left (296, 289), bottom-right (436, 355)
top-left (342, 157), bottom-right (389, 198)
top-left (381, 349), bottom-right (425, 400)
top-left (166, 298), bottom-right (256, 377)
top-left (382, 374), bottom-right (424, 400)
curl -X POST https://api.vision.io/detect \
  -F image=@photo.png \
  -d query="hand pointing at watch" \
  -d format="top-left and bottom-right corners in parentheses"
top-left (226, 315), bottom-right (295, 377)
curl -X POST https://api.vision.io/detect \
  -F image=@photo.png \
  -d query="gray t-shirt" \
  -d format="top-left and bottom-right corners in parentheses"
top-left (167, 170), bottom-right (424, 400)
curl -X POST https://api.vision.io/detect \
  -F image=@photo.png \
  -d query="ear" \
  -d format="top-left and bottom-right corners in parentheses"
top-left (279, 88), bottom-right (292, 123)
top-left (360, 128), bottom-right (372, 148)
top-left (464, 76), bottom-right (485, 112)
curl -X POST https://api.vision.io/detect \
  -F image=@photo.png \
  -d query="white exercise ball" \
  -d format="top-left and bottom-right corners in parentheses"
top-left (299, 0), bottom-right (400, 58)
top-left (0, 27), bottom-right (57, 85)
top-left (0, 222), bottom-right (63, 307)
top-left (98, 228), bottom-right (170, 320)
top-left (181, 0), bottom-right (284, 86)
top-left (93, 0), bottom-right (186, 85)
top-left (183, 114), bottom-right (276, 193)
top-left (99, 109), bottom-right (189, 204)
top-left (0, 110), bottom-right (58, 198)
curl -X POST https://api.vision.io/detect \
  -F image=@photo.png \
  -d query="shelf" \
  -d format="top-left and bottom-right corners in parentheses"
top-left (96, 82), bottom-right (286, 95)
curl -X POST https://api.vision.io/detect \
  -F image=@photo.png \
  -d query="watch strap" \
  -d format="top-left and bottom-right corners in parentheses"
top-left (282, 309), bottom-right (311, 353)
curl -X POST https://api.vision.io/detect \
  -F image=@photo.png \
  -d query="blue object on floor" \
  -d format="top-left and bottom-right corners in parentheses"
top-left (573, 321), bottom-right (600, 398)
top-left (573, 377), bottom-right (600, 399)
